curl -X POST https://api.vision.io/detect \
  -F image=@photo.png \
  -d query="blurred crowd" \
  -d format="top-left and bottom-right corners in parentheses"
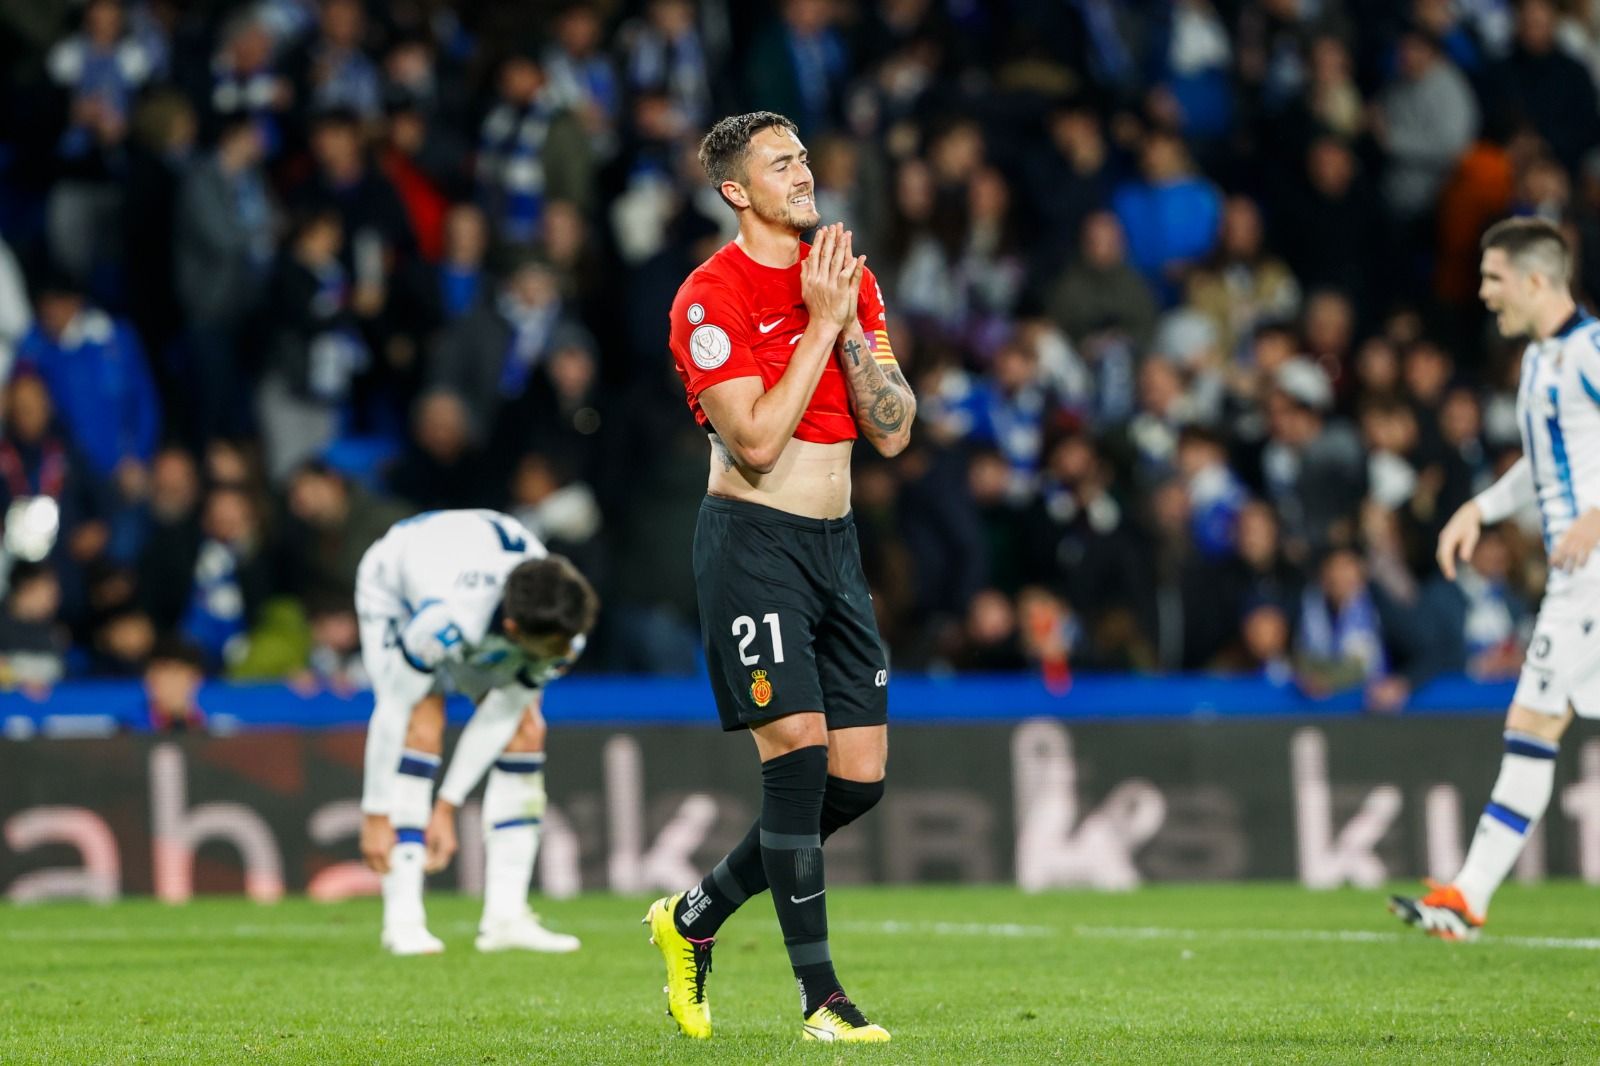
top-left (0, 0), bottom-right (1592, 712)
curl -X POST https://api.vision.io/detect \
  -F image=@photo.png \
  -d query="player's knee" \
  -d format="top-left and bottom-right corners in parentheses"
top-left (820, 774), bottom-right (884, 840)
top-left (503, 709), bottom-right (546, 754)
top-left (404, 697), bottom-right (446, 753)
top-left (760, 744), bottom-right (830, 827)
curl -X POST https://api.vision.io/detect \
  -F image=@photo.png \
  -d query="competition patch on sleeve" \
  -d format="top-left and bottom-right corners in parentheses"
top-left (690, 324), bottom-right (732, 369)
top-left (687, 302), bottom-right (705, 324)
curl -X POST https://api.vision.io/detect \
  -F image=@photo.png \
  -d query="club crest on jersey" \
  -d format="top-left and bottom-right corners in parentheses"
top-left (687, 302), bottom-right (704, 324)
top-left (750, 669), bottom-right (773, 708)
top-left (690, 324), bottom-right (731, 369)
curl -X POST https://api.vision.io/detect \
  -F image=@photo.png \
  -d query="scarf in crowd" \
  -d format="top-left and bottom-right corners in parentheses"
top-left (1298, 585), bottom-right (1387, 677)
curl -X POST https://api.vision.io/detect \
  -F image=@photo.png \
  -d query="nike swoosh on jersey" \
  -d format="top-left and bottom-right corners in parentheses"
top-left (790, 890), bottom-right (825, 904)
top-left (758, 318), bottom-right (784, 333)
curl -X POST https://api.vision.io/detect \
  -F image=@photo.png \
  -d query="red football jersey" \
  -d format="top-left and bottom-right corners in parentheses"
top-left (668, 240), bottom-right (892, 445)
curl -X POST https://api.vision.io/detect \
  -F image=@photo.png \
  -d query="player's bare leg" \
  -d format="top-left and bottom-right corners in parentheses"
top-left (1391, 702), bottom-right (1571, 938)
top-left (382, 695), bottom-right (445, 955)
top-left (474, 706), bottom-right (578, 953)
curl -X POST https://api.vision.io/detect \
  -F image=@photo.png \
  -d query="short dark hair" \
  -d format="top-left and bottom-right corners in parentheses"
top-left (698, 111), bottom-right (799, 201)
top-left (1481, 216), bottom-right (1570, 283)
top-left (504, 555), bottom-right (599, 639)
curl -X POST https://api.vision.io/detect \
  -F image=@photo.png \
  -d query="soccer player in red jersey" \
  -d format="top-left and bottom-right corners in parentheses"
top-left (644, 111), bottom-right (915, 1043)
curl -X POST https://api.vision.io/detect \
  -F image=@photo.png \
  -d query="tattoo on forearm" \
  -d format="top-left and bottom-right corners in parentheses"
top-left (869, 386), bottom-right (907, 432)
top-left (838, 329), bottom-right (916, 441)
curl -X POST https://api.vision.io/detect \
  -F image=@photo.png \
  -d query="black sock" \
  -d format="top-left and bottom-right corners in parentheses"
top-left (675, 820), bottom-right (760, 938)
top-left (757, 745), bottom-right (842, 1016)
top-left (676, 774), bottom-right (886, 939)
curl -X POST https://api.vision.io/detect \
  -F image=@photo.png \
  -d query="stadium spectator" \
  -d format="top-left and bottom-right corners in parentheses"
top-left (89, 604), bottom-right (157, 678)
top-left (432, 202), bottom-right (490, 322)
top-left (0, 374), bottom-right (109, 616)
top-left (45, 0), bottom-right (152, 291)
top-left (0, 563), bottom-right (67, 691)
top-left (256, 207), bottom-right (368, 481)
top-left (1260, 358), bottom-right (1364, 559)
top-left (1294, 546), bottom-right (1392, 695)
top-left (206, 10), bottom-right (293, 156)
top-left (135, 446), bottom-right (204, 632)
top-left (1151, 0), bottom-right (1234, 150)
top-left (293, 107), bottom-right (415, 299)
top-left (428, 250), bottom-right (594, 444)
top-left (387, 389), bottom-right (490, 511)
top-left (1045, 211), bottom-right (1159, 352)
top-left (744, 0), bottom-right (849, 135)
top-left (1184, 196), bottom-right (1301, 359)
top-left (1422, 528), bottom-right (1530, 681)
top-left (543, 3), bottom-right (622, 163)
top-left (1482, 0), bottom-right (1600, 174)
top-left (180, 484), bottom-right (269, 669)
top-left (136, 636), bottom-right (207, 731)
top-left (1111, 128), bottom-right (1222, 304)
top-left (621, 0), bottom-right (713, 131)
top-left (289, 0), bottom-right (383, 122)
top-left (1176, 427), bottom-right (1247, 561)
top-left (1022, 104), bottom-right (1115, 284)
top-left (507, 452), bottom-right (604, 576)
top-left (173, 114), bottom-right (274, 445)
top-left (379, 94), bottom-right (451, 265)
top-left (946, 588), bottom-right (1028, 671)
top-left (1374, 27), bottom-right (1478, 224)
top-left (282, 463), bottom-right (407, 607)
top-left (1220, 598), bottom-right (1294, 683)
top-left (1277, 136), bottom-right (1380, 316)
top-left (477, 48), bottom-right (591, 244)
top-left (293, 592), bottom-right (367, 695)
top-left (17, 275), bottom-right (159, 486)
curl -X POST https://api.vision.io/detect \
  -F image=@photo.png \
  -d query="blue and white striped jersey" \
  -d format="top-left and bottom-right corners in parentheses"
top-left (1514, 311), bottom-right (1600, 582)
top-left (355, 509), bottom-right (580, 700)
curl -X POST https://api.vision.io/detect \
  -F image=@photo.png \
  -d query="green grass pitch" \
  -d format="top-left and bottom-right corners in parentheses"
top-left (4, 883), bottom-right (1599, 1064)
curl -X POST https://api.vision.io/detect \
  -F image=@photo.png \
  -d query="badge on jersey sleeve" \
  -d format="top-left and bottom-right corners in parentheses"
top-left (690, 324), bottom-right (731, 369)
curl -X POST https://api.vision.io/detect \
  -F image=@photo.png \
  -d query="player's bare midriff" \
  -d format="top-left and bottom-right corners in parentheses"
top-left (706, 434), bottom-right (853, 519)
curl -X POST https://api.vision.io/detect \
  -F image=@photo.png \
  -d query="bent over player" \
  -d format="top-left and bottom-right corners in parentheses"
top-left (1392, 218), bottom-right (1600, 939)
top-left (645, 111), bottom-right (916, 1043)
top-left (356, 508), bottom-right (597, 955)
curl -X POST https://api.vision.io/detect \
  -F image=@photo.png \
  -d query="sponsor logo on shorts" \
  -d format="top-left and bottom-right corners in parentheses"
top-left (874, 669), bottom-right (888, 688)
top-left (750, 669), bottom-right (773, 708)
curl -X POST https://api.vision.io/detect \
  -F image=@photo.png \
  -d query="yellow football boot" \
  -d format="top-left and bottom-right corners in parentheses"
top-left (802, 993), bottom-right (891, 1043)
top-left (643, 894), bottom-right (714, 1039)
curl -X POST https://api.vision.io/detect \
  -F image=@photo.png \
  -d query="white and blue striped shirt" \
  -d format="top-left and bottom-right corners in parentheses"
top-left (1480, 310), bottom-right (1600, 591)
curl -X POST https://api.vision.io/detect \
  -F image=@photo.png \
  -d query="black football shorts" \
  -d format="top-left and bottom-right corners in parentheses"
top-left (693, 495), bottom-right (890, 732)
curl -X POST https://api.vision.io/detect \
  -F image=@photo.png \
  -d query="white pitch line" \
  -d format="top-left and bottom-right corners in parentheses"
top-left (1073, 925), bottom-right (1600, 952)
top-left (834, 920), bottom-right (1056, 938)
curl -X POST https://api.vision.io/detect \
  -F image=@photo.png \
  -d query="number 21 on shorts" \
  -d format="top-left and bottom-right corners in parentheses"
top-left (732, 613), bottom-right (785, 665)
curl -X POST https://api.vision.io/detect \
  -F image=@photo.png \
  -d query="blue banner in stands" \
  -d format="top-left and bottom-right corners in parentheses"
top-left (0, 674), bottom-right (1517, 736)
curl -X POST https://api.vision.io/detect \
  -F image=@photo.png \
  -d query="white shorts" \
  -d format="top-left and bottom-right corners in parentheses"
top-left (1512, 576), bottom-right (1600, 718)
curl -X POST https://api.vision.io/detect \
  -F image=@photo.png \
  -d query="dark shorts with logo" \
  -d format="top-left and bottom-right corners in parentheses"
top-left (693, 495), bottom-right (890, 732)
